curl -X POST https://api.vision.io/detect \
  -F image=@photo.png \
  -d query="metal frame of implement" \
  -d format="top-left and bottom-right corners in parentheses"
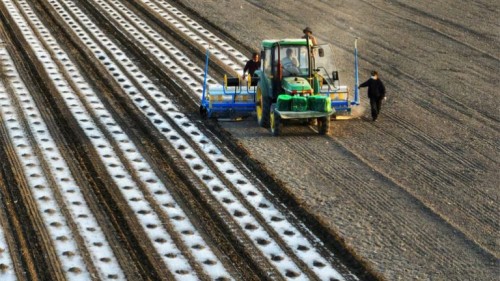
top-left (315, 38), bottom-right (360, 115)
top-left (200, 49), bottom-right (257, 119)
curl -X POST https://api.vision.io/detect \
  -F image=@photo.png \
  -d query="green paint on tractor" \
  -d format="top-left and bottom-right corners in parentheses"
top-left (281, 77), bottom-right (312, 94)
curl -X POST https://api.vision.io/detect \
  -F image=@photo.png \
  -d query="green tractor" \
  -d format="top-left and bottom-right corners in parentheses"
top-left (200, 38), bottom-right (359, 135)
top-left (254, 38), bottom-right (342, 136)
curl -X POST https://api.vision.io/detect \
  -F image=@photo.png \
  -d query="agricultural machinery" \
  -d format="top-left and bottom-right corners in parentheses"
top-left (200, 38), bottom-right (360, 136)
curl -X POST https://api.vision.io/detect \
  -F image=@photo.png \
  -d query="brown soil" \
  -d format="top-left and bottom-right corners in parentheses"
top-left (172, 0), bottom-right (500, 280)
top-left (0, 0), bottom-right (497, 280)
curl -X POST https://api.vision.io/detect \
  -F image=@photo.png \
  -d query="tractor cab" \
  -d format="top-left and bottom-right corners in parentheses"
top-left (258, 39), bottom-right (314, 100)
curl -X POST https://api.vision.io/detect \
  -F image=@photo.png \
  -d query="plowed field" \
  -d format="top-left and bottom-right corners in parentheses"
top-left (0, 0), bottom-right (498, 280)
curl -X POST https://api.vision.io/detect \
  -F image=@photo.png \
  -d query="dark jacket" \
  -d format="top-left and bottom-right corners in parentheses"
top-left (243, 60), bottom-right (261, 76)
top-left (359, 78), bottom-right (386, 99)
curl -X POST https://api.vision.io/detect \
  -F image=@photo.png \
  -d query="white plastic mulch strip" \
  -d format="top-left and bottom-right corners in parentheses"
top-left (180, 124), bottom-right (346, 281)
top-left (138, 0), bottom-right (247, 71)
top-left (95, 0), bottom-right (212, 89)
top-left (35, 0), bottom-right (345, 278)
top-left (134, 2), bottom-right (348, 279)
top-left (13, 0), bottom-right (231, 279)
top-left (49, 0), bottom-right (315, 279)
top-left (0, 218), bottom-right (16, 281)
top-left (84, 1), bottom-right (345, 280)
top-left (1, 10), bottom-right (125, 279)
top-left (0, 49), bottom-right (92, 281)
top-left (93, 0), bottom-right (212, 98)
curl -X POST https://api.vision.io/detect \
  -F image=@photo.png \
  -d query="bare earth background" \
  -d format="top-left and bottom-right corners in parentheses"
top-left (177, 0), bottom-right (499, 280)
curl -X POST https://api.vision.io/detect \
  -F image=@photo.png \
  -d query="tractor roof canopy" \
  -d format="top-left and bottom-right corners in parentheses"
top-left (261, 39), bottom-right (312, 48)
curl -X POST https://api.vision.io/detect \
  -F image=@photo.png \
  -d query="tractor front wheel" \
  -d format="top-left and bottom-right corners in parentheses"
top-left (270, 105), bottom-right (281, 136)
top-left (317, 116), bottom-right (330, 135)
top-left (256, 86), bottom-right (270, 128)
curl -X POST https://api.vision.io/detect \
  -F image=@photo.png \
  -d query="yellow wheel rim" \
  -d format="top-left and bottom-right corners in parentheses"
top-left (256, 87), bottom-right (262, 122)
top-left (270, 110), bottom-right (275, 131)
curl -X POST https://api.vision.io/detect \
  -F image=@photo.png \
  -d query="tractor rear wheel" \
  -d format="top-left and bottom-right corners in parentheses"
top-left (270, 105), bottom-right (281, 136)
top-left (317, 116), bottom-right (330, 135)
top-left (256, 86), bottom-right (270, 128)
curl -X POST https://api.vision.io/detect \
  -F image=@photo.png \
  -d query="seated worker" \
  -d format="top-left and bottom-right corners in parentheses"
top-left (281, 48), bottom-right (300, 76)
top-left (242, 52), bottom-right (261, 78)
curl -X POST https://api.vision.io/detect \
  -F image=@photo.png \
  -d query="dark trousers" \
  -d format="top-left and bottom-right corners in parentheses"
top-left (370, 97), bottom-right (383, 120)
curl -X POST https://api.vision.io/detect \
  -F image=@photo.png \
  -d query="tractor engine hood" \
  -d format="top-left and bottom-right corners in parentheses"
top-left (282, 77), bottom-right (312, 95)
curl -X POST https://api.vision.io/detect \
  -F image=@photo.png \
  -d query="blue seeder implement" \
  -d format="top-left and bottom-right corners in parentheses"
top-left (199, 49), bottom-right (258, 119)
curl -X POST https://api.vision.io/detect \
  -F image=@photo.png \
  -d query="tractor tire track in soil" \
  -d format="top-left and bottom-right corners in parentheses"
top-left (170, 0), bottom-right (499, 280)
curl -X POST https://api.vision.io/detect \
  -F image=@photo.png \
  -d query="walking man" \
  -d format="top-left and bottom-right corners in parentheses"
top-left (359, 70), bottom-right (386, 121)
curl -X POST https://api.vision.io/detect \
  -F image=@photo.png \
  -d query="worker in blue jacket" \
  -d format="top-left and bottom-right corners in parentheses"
top-left (359, 70), bottom-right (386, 121)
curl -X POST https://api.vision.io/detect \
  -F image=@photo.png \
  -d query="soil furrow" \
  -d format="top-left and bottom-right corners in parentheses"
top-left (0, 66), bottom-right (66, 281)
top-left (109, 0), bottom-right (500, 279)
top-left (331, 116), bottom-right (498, 254)
top-left (58, 0), bottom-right (366, 278)
top-left (359, 36), bottom-right (500, 129)
top-left (28, 1), bottom-right (268, 276)
top-left (0, 150), bottom-right (32, 281)
top-left (384, 41), bottom-right (495, 120)
top-left (53, 0), bottom-right (352, 278)
top-left (4, 1), bottom-right (181, 279)
top-left (99, 0), bottom-right (208, 85)
top-left (388, 0), bottom-right (498, 57)
top-left (34, 0), bottom-right (296, 278)
top-left (2, 0), bottom-right (495, 279)
top-left (277, 131), bottom-right (496, 274)
top-left (123, 0), bottom-right (244, 76)
top-left (343, 125), bottom-right (498, 247)
top-left (0, 55), bottom-right (102, 281)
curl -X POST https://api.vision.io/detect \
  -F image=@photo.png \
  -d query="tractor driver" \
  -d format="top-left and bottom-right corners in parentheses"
top-left (281, 48), bottom-right (300, 76)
